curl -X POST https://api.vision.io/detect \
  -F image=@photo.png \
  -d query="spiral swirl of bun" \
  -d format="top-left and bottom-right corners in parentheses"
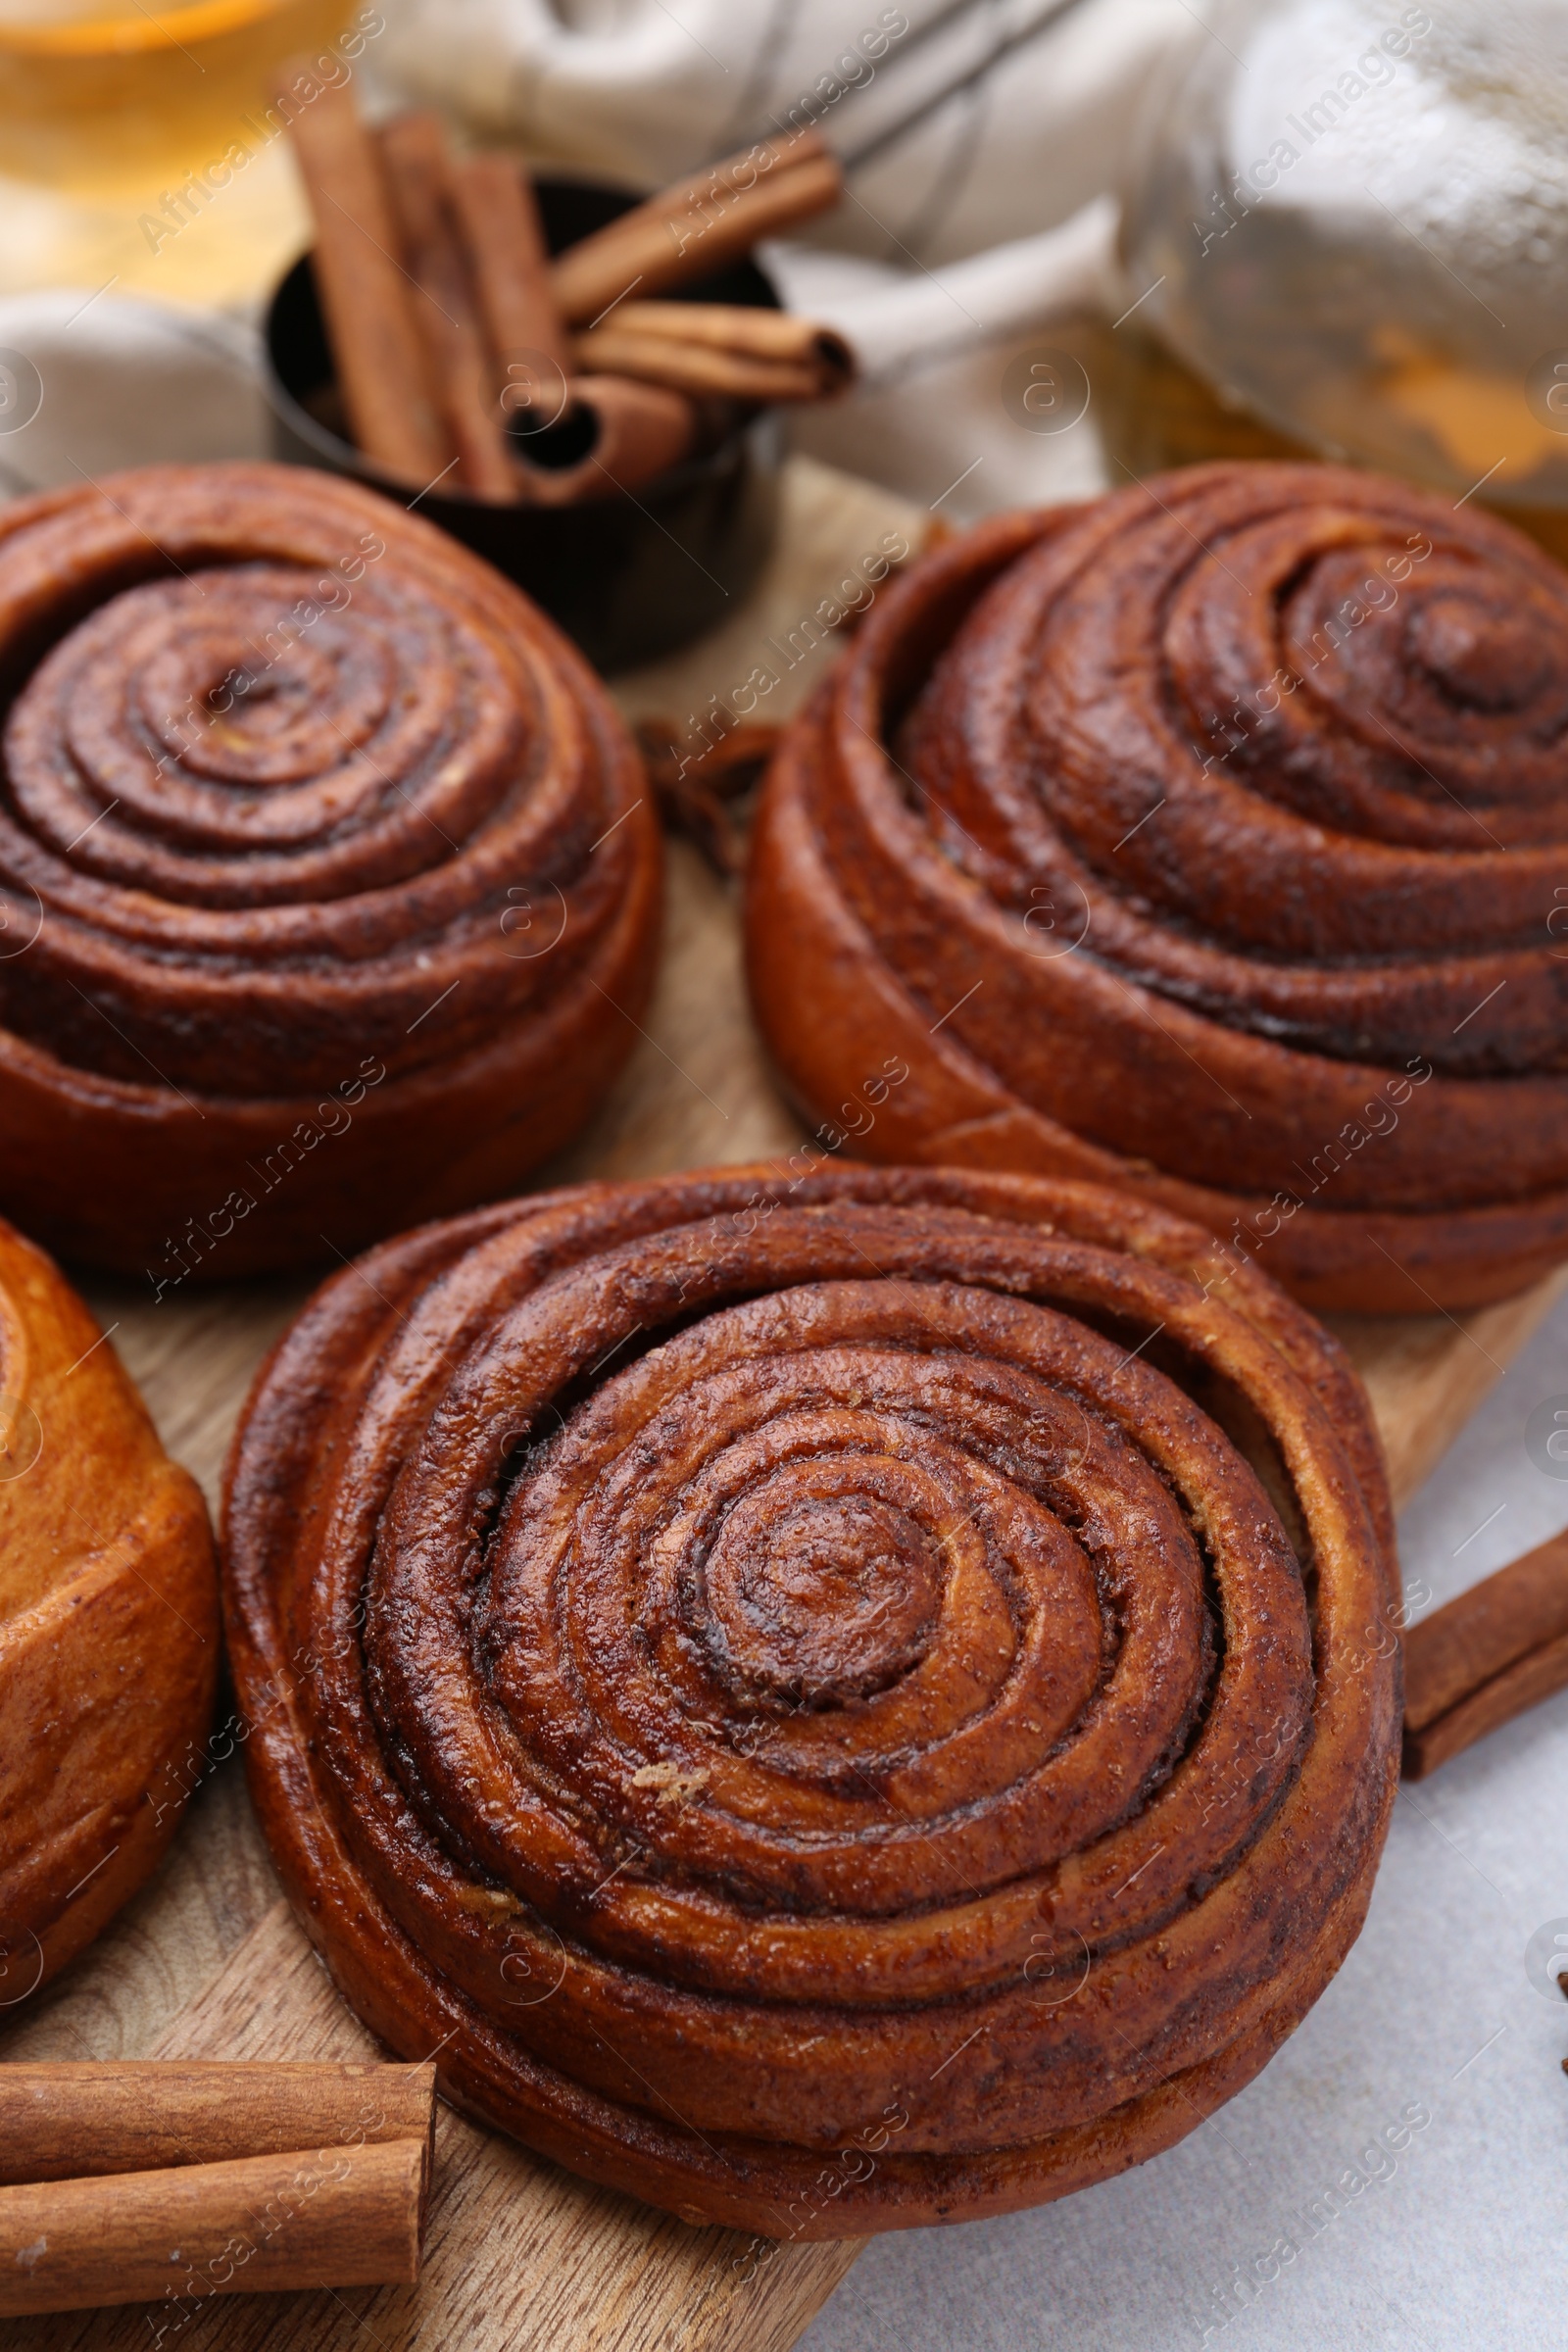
top-left (0, 1215), bottom-right (215, 1993)
top-left (747, 463), bottom-right (1568, 1310)
top-left (0, 465), bottom-right (659, 1279)
top-left (224, 1163), bottom-right (1398, 2234)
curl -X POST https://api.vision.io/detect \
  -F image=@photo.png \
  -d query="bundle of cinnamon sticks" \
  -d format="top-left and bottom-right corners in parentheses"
top-left (0, 2060), bottom-right (435, 2318)
top-left (285, 74), bottom-right (852, 506)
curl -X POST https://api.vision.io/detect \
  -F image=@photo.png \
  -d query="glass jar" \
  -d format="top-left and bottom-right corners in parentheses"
top-left (1102, 0), bottom-right (1568, 561)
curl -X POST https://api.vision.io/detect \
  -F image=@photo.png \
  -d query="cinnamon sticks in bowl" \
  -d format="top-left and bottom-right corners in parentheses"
top-left (0, 2061), bottom-right (436, 2319)
top-left (267, 83), bottom-right (846, 663)
top-left (282, 77), bottom-right (849, 506)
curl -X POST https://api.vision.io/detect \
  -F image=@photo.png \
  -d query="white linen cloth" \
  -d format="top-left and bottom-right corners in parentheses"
top-left (376, 0), bottom-right (1180, 269)
top-left (0, 292), bottom-right (266, 501)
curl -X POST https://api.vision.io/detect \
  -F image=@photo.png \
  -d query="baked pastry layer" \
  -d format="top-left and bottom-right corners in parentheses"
top-left (223, 1164), bottom-right (1398, 2233)
top-left (0, 1218), bottom-right (216, 1996)
top-left (747, 463), bottom-right (1568, 1309)
top-left (0, 464), bottom-right (660, 1280)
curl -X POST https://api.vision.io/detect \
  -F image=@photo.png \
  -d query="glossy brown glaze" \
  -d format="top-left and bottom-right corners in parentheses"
top-left (0, 1217), bottom-right (217, 1995)
top-left (0, 464), bottom-right (661, 1281)
top-left (747, 463), bottom-right (1568, 1311)
top-left (222, 1164), bottom-right (1399, 2234)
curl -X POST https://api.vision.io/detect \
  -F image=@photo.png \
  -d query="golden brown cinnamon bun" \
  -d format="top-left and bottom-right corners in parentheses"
top-left (0, 1217), bottom-right (216, 1997)
top-left (747, 462), bottom-right (1568, 1311)
top-left (0, 465), bottom-right (659, 1283)
top-left (223, 1164), bottom-right (1398, 2235)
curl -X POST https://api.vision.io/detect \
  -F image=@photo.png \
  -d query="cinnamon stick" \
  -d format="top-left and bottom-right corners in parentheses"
top-left (283, 71), bottom-right (448, 484)
top-left (450, 151), bottom-right (572, 381)
top-left (0, 2138), bottom-right (427, 2316)
top-left (550, 133), bottom-right (843, 325)
top-left (1403, 1524), bottom-right (1568, 1776)
top-left (595, 300), bottom-right (855, 387)
top-left (378, 113), bottom-right (516, 501)
top-left (573, 326), bottom-right (823, 405)
top-left (446, 152), bottom-right (699, 495)
top-left (0, 2060), bottom-right (435, 2186)
top-left (636, 714), bottom-right (781, 875)
top-left (516, 375), bottom-right (699, 504)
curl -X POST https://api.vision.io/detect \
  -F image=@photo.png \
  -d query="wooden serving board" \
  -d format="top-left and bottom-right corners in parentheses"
top-left (3, 458), bottom-right (1563, 2352)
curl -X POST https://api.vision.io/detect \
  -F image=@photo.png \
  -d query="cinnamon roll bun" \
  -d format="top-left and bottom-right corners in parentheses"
top-left (0, 1218), bottom-right (216, 1996)
top-left (747, 462), bottom-right (1568, 1310)
top-left (223, 1164), bottom-right (1398, 2234)
top-left (0, 465), bottom-right (660, 1282)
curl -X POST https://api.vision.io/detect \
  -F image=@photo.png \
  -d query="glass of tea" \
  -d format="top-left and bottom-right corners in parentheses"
top-left (0, 0), bottom-right (368, 307)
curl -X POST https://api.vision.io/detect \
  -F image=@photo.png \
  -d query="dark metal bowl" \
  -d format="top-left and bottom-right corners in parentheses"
top-left (262, 177), bottom-right (783, 673)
